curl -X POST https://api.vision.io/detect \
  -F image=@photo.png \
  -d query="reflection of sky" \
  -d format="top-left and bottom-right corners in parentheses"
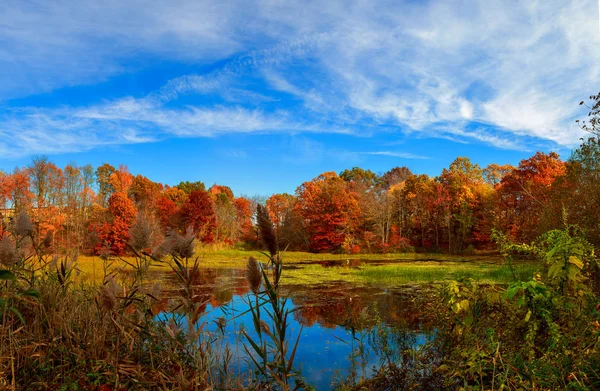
top-left (161, 294), bottom-right (431, 390)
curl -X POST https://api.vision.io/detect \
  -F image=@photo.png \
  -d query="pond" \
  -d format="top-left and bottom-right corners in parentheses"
top-left (154, 262), bottom-right (444, 390)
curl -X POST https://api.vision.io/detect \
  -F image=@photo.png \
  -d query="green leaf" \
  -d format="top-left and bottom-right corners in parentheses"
top-left (464, 314), bottom-right (474, 327)
top-left (524, 310), bottom-right (532, 322)
top-left (451, 302), bottom-right (461, 314)
top-left (506, 286), bottom-right (520, 299)
top-left (0, 270), bottom-right (16, 281)
top-left (568, 256), bottom-right (584, 269)
top-left (548, 263), bottom-right (562, 279)
top-left (21, 289), bottom-right (40, 299)
top-left (9, 307), bottom-right (25, 324)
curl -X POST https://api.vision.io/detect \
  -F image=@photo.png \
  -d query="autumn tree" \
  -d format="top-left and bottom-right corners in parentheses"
top-left (234, 196), bottom-right (254, 243)
top-left (296, 172), bottom-right (359, 252)
top-left (28, 156), bottom-right (64, 208)
top-left (210, 185), bottom-right (239, 243)
top-left (96, 163), bottom-right (116, 208)
top-left (396, 174), bottom-right (437, 248)
top-left (90, 166), bottom-right (137, 255)
top-left (130, 174), bottom-right (163, 210)
top-left (438, 157), bottom-right (487, 253)
top-left (155, 186), bottom-right (188, 232)
top-left (181, 189), bottom-right (216, 243)
top-left (496, 152), bottom-right (566, 242)
top-left (483, 163), bottom-right (515, 186)
top-left (9, 168), bottom-right (34, 214)
top-left (266, 193), bottom-right (307, 250)
top-left (381, 166), bottom-right (413, 188)
top-left (62, 163), bottom-right (83, 248)
top-left (176, 181), bottom-right (206, 195)
top-left (340, 167), bottom-right (386, 251)
top-left (567, 93), bottom-right (600, 245)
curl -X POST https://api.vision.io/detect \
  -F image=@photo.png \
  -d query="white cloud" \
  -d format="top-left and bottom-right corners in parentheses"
top-left (1, 0), bottom-right (597, 156)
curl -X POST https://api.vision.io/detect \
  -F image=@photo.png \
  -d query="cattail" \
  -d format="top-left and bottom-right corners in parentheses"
top-left (178, 227), bottom-right (196, 259)
top-left (246, 256), bottom-right (262, 295)
top-left (151, 243), bottom-right (169, 260)
top-left (14, 210), bottom-right (33, 238)
top-left (99, 284), bottom-right (117, 312)
top-left (256, 204), bottom-right (277, 257)
top-left (166, 319), bottom-right (179, 339)
top-left (163, 227), bottom-right (196, 259)
top-left (129, 214), bottom-right (153, 251)
top-left (260, 320), bottom-right (271, 335)
top-left (0, 235), bottom-right (18, 266)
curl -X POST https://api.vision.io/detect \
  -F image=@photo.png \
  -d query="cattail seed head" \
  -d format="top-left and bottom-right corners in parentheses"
top-left (0, 235), bottom-right (18, 266)
top-left (99, 284), bottom-right (117, 312)
top-left (246, 256), bottom-right (262, 295)
top-left (159, 227), bottom-right (196, 259)
top-left (166, 319), bottom-right (179, 339)
top-left (151, 243), bottom-right (168, 260)
top-left (260, 320), bottom-right (271, 335)
top-left (256, 204), bottom-right (277, 257)
top-left (129, 213), bottom-right (153, 252)
top-left (14, 210), bottom-right (33, 238)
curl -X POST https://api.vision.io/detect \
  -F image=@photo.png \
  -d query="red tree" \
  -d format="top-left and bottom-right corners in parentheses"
top-left (100, 191), bottom-right (137, 255)
top-left (497, 152), bottom-right (566, 241)
top-left (295, 172), bottom-right (359, 252)
top-left (181, 189), bottom-right (216, 243)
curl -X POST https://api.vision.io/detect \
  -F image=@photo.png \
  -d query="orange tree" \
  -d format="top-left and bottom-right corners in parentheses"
top-left (295, 172), bottom-right (359, 252)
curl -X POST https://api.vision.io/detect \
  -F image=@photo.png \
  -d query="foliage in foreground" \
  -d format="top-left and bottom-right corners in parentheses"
top-left (0, 207), bottom-right (311, 391)
top-left (444, 227), bottom-right (598, 390)
top-left (3, 206), bottom-right (600, 391)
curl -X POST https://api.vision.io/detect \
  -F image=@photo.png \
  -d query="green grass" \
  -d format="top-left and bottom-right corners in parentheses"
top-left (277, 261), bottom-right (539, 287)
top-left (354, 262), bottom-right (539, 286)
top-left (75, 249), bottom-right (538, 287)
top-left (196, 248), bottom-right (498, 261)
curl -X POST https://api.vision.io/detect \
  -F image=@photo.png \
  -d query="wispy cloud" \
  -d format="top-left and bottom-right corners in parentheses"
top-left (1, 0), bottom-right (597, 157)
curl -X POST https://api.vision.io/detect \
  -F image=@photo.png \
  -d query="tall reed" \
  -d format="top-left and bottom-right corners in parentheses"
top-left (242, 204), bottom-right (307, 390)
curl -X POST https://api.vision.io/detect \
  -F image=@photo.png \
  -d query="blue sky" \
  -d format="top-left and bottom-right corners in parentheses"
top-left (0, 0), bottom-right (598, 196)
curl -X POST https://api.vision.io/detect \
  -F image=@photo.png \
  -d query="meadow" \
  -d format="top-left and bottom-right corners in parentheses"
top-left (74, 248), bottom-right (538, 287)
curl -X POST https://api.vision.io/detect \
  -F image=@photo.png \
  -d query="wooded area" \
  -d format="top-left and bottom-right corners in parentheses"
top-left (1, 130), bottom-right (599, 256)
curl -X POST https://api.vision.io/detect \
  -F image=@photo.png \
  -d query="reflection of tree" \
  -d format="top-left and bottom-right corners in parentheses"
top-left (158, 268), bottom-right (439, 333)
top-left (163, 267), bottom-right (250, 315)
top-left (290, 284), bottom-right (439, 331)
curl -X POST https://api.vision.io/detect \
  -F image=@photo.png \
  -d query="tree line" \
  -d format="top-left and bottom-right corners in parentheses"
top-left (0, 141), bottom-right (594, 256)
top-left (0, 95), bottom-right (598, 255)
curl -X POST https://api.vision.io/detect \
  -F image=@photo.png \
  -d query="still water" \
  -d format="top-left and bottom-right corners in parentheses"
top-left (156, 264), bottom-right (440, 390)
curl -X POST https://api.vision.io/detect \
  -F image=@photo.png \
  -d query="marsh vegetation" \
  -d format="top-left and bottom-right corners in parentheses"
top-left (1, 95), bottom-right (600, 389)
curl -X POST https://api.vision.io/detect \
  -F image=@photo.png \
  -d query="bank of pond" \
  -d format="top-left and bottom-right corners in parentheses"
top-left (2, 248), bottom-right (599, 390)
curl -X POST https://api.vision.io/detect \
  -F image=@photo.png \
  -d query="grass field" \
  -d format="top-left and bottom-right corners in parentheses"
top-left (74, 248), bottom-right (539, 287)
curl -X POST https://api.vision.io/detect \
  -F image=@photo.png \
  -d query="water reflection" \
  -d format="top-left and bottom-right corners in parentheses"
top-left (158, 266), bottom-right (440, 390)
